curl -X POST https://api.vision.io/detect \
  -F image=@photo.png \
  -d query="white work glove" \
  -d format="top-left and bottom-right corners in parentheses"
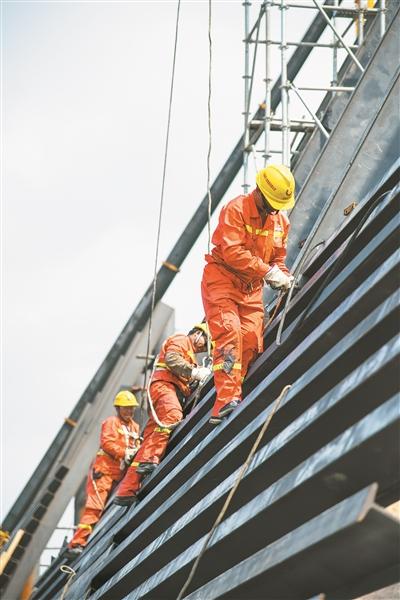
top-left (191, 366), bottom-right (212, 384)
top-left (264, 265), bottom-right (293, 291)
top-left (124, 447), bottom-right (138, 465)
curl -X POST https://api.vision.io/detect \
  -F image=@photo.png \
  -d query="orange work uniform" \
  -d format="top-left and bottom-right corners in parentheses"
top-left (201, 189), bottom-right (290, 418)
top-left (116, 334), bottom-right (197, 498)
top-left (68, 415), bottom-right (140, 547)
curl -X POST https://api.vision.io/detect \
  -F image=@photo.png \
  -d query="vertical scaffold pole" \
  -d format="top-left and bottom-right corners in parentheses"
top-left (243, 0), bottom-right (251, 193)
top-left (264, 0), bottom-right (272, 166)
top-left (357, 3), bottom-right (365, 45)
top-left (332, 0), bottom-right (338, 87)
top-left (380, 0), bottom-right (386, 38)
top-left (280, 0), bottom-right (290, 166)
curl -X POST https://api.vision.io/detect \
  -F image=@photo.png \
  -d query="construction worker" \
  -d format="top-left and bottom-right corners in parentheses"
top-left (65, 391), bottom-right (140, 557)
top-left (201, 164), bottom-right (295, 425)
top-left (113, 324), bottom-right (212, 506)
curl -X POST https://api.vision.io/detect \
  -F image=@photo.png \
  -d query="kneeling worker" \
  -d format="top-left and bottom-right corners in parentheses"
top-left (114, 324), bottom-right (212, 506)
top-left (65, 391), bottom-right (140, 557)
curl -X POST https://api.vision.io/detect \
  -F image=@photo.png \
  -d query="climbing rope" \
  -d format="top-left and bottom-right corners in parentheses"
top-left (263, 289), bottom-right (285, 334)
top-left (144, 0), bottom-right (213, 429)
top-left (140, 0), bottom-right (181, 421)
top-left (205, 0), bottom-right (214, 364)
top-left (176, 383), bottom-right (292, 600)
top-left (59, 565), bottom-right (77, 600)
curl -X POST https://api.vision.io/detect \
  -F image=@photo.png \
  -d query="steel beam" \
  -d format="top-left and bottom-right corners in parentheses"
top-left (183, 486), bottom-right (399, 600)
top-left (287, 7), bottom-right (400, 268)
top-left (120, 395), bottom-right (399, 599)
top-left (65, 337), bottom-right (400, 600)
top-left (55, 276), bottom-right (399, 597)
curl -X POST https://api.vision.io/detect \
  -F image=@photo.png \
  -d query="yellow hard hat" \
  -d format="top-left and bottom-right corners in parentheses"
top-left (113, 390), bottom-right (139, 407)
top-left (193, 323), bottom-right (215, 349)
top-left (256, 164), bottom-right (295, 210)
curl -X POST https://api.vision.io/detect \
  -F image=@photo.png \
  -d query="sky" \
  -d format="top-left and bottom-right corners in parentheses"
top-left (1, 0), bottom-right (355, 529)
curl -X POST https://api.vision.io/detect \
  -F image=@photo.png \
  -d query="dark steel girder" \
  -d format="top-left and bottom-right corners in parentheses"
top-left (60, 283), bottom-right (399, 598)
top-left (119, 395), bottom-right (399, 599)
top-left (182, 486), bottom-right (399, 600)
top-left (72, 336), bottom-right (400, 600)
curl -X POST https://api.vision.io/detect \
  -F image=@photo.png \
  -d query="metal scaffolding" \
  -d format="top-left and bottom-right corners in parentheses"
top-left (242, 0), bottom-right (385, 188)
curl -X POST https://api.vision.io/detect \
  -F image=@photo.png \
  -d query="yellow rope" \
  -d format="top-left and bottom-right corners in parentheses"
top-left (59, 564), bottom-right (77, 600)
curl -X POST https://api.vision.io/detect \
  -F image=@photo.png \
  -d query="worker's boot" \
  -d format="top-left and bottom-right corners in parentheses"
top-left (209, 399), bottom-right (241, 425)
top-left (136, 462), bottom-right (158, 476)
top-left (64, 545), bottom-right (84, 560)
top-left (113, 495), bottom-right (137, 507)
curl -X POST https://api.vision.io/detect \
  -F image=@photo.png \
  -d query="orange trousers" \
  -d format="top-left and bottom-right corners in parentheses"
top-left (116, 381), bottom-right (182, 497)
top-left (201, 263), bottom-right (264, 417)
top-left (68, 472), bottom-right (116, 547)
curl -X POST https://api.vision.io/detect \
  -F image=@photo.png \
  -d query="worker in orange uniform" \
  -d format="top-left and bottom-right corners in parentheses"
top-left (65, 391), bottom-right (140, 558)
top-left (201, 164), bottom-right (295, 425)
top-left (113, 324), bottom-right (212, 506)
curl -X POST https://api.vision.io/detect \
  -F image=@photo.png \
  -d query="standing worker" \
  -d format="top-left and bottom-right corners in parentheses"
top-left (65, 391), bottom-right (140, 558)
top-left (114, 324), bottom-right (212, 506)
top-left (202, 164), bottom-right (295, 425)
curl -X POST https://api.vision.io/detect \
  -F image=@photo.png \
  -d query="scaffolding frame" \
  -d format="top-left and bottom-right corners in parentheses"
top-left (242, 0), bottom-right (386, 188)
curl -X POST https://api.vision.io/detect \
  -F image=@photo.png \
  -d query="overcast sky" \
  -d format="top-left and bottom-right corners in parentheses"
top-left (2, 0), bottom-right (355, 522)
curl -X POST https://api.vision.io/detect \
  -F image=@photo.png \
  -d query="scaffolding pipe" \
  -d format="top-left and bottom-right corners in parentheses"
top-left (332, 0), bottom-right (338, 87)
top-left (380, 0), bottom-right (386, 38)
top-left (264, 0), bottom-right (272, 165)
top-left (280, 0), bottom-right (290, 165)
top-left (269, 1), bottom-right (377, 12)
top-left (254, 39), bottom-right (359, 49)
top-left (297, 85), bottom-right (354, 91)
top-left (252, 117), bottom-right (316, 127)
top-left (358, 6), bottom-right (365, 45)
top-left (289, 82), bottom-right (330, 139)
top-left (311, 0), bottom-right (365, 73)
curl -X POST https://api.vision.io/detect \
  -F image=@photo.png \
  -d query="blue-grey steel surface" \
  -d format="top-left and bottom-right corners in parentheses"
top-left (82, 375), bottom-right (400, 600)
top-left (64, 326), bottom-right (398, 599)
top-left (182, 486), bottom-right (399, 600)
top-left (286, 5), bottom-right (400, 269)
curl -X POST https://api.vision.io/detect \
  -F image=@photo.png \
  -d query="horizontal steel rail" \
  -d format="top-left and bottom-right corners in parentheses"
top-left (183, 486), bottom-right (399, 600)
top-left (119, 394), bottom-right (399, 599)
top-left (58, 262), bottom-right (400, 600)
top-left (73, 335), bottom-right (399, 600)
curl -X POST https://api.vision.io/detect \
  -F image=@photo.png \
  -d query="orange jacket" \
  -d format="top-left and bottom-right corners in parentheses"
top-left (151, 333), bottom-right (198, 397)
top-left (92, 415), bottom-right (140, 480)
top-left (206, 190), bottom-right (290, 290)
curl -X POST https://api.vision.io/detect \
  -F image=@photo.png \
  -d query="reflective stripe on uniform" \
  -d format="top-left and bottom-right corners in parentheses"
top-left (244, 224), bottom-right (284, 238)
top-left (213, 362), bottom-right (241, 371)
top-left (129, 461), bottom-right (140, 468)
top-left (156, 362), bottom-right (169, 370)
top-left (77, 523), bottom-right (92, 531)
top-left (154, 426), bottom-right (172, 435)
